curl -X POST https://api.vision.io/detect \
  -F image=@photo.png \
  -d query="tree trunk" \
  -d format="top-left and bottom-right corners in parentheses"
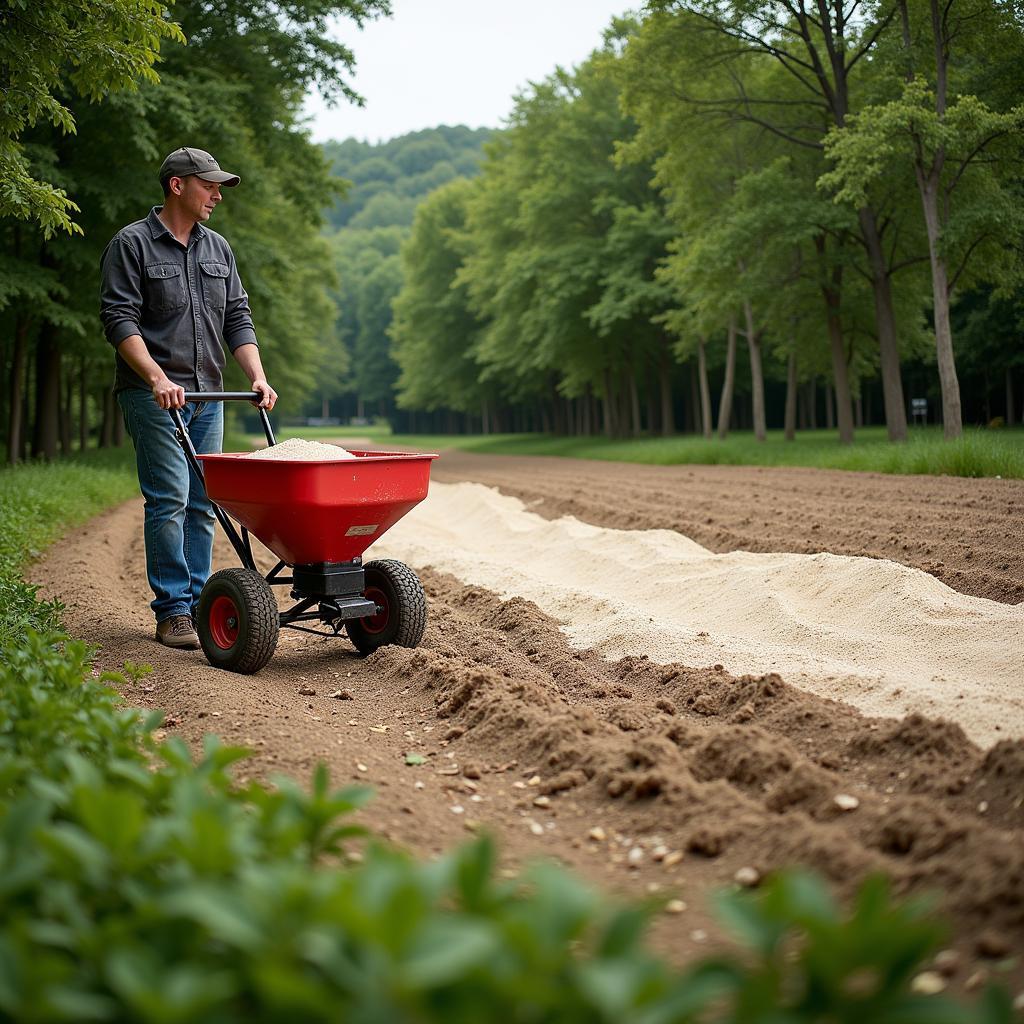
top-left (816, 237), bottom-right (855, 444)
top-left (645, 363), bottom-right (658, 435)
top-left (784, 350), bottom-right (798, 441)
top-left (602, 369), bottom-right (615, 438)
top-left (79, 359), bottom-right (89, 451)
top-left (826, 383), bottom-right (835, 431)
top-left (1007, 369), bottom-right (1016, 427)
top-left (859, 206), bottom-right (908, 441)
top-left (696, 337), bottom-right (712, 438)
top-left (6, 318), bottom-right (29, 465)
top-left (629, 369), bottom-right (641, 437)
top-left (60, 366), bottom-right (72, 456)
top-left (619, 374), bottom-right (632, 439)
top-left (0, 337), bottom-right (6, 447)
top-left (100, 389), bottom-right (115, 448)
top-left (905, 0), bottom-right (961, 439)
top-left (22, 349), bottom-right (33, 461)
top-left (742, 301), bottom-right (767, 442)
top-left (855, 392), bottom-right (864, 428)
top-left (31, 323), bottom-right (61, 461)
top-left (114, 397), bottom-right (125, 446)
top-left (658, 342), bottom-right (675, 436)
top-left (717, 316), bottom-right (737, 440)
top-left (918, 168), bottom-right (962, 438)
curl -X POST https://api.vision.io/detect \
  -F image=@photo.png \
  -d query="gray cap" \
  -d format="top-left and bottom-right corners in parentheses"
top-left (159, 147), bottom-right (240, 187)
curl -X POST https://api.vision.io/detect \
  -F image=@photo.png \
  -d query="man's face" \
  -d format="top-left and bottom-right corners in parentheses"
top-left (169, 175), bottom-right (223, 221)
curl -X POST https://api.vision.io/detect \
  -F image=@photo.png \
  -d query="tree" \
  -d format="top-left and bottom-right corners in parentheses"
top-left (315, 127), bottom-right (493, 424)
top-left (821, 0), bottom-right (1024, 437)
top-left (391, 179), bottom-right (491, 417)
top-left (0, 0), bottom-right (184, 235)
top-left (353, 255), bottom-right (402, 415)
top-left (460, 23), bottom-right (673, 438)
top-left (640, 0), bottom-right (918, 442)
top-left (1, 0), bottom-right (391, 461)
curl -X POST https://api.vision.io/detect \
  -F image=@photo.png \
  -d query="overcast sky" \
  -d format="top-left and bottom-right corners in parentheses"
top-left (303, 0), bottom-right (636, 144)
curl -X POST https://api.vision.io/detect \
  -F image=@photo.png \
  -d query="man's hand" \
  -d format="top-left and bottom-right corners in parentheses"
top-left (251, 379), bottom-right (277, 411)
top-left (152, 376), bottom-right (186, 410)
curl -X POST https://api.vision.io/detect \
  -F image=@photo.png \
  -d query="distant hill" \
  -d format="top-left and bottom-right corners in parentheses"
top-left (310, 125), bottom-right (495, 424)
top-left (322, 125), bottom-right (495, 231)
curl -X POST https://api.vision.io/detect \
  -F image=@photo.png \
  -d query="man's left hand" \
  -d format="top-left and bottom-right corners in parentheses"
top-left (251, 379), bottom-right (277, 410)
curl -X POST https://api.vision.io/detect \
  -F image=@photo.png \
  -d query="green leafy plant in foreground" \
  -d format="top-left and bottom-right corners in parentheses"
top-left (0, 634), bottom-right (1014, 1022)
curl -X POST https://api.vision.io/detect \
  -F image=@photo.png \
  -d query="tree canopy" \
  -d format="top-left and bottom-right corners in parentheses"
top-left (380, 5), bottom-right (1023, 440)
top-left (0, 0), bottom-right (389, 462)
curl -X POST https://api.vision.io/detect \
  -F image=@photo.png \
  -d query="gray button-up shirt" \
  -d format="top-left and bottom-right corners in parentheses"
top-left (100, 207), bottom-right (258, 392)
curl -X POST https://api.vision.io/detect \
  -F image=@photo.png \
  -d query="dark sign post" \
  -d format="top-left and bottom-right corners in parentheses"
top-left (911, 398), bottom-right (928, 425)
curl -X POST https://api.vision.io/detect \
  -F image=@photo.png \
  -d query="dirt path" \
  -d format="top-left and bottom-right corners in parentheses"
top-left (30, 456), bottom-right (1024, 993)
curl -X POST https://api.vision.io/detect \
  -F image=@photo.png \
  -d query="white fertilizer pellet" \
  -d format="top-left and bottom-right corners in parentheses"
top-left (243, 437), bottom-right (357, 461)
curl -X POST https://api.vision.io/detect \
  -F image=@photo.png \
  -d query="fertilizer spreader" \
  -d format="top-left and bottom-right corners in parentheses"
top-left (170, 392), bottom-right (437, 674)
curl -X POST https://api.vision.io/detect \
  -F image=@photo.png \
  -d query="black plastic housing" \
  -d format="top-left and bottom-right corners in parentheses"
top-left (292, 561), bottom-right (365, 598)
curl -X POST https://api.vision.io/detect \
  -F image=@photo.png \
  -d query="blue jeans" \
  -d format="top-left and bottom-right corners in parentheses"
top-left (118, 389), bottom-right (223, 624)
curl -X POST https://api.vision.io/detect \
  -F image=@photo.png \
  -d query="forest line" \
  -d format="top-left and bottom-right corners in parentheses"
top-left (1, 0), bottom-right (1022, 464)
top-left (387, 3), bottom-right (1023, 445)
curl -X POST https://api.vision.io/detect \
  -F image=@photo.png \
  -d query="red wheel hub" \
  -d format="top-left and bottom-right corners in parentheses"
top-left (209, 595), bottom-right (240, 649)
top-left (361, 585), bottom-right (390, 635)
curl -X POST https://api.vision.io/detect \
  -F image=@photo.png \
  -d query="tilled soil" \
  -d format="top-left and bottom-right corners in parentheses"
top-left (30, 455), bottom-right (1024, 995)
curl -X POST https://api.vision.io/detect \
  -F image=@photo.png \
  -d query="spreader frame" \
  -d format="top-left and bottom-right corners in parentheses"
top-left (170, 392), bottom-right (380, 640)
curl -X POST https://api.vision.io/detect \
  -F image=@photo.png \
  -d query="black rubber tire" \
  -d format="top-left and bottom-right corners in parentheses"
top-left (346, 559), bottom-right (427, 655)
top-left (197, 568), bottom-right (279, 674)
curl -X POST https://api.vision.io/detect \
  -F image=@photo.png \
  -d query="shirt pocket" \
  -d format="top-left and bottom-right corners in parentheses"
top-left (144, 262), bottom-right (186, 314)
top-left (200, 261), bottom-right (229, 313)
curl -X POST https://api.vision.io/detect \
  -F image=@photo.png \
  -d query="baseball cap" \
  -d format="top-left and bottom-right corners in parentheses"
top-left (159, 147), bottom-right (240, 187)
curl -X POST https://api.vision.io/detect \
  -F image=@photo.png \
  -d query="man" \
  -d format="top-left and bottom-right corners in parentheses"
top-left (100, 146), bottom-right (277, 650)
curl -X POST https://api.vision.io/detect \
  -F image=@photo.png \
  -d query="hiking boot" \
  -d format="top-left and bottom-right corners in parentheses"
top-left (156, 615), bottom-right (200, 650)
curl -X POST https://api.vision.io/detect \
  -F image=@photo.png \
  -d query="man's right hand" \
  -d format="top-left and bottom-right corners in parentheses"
top-left (152, 376), bottom-right (186, 410)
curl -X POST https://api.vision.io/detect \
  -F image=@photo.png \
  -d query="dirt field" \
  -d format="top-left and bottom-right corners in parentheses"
top-left (32, 453), bottom-right (1024, 995)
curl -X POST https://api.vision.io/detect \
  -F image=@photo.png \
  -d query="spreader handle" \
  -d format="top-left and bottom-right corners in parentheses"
top-left (176, 392), bottom-right (277, 446)
top-left (182, 391), bottom-right (262, 401)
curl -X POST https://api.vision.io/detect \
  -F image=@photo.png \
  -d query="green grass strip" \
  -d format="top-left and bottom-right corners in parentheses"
top-left (266, 424), bottom-right (1024, 479)
top-left (0, 447), bottom-right (138, 646)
